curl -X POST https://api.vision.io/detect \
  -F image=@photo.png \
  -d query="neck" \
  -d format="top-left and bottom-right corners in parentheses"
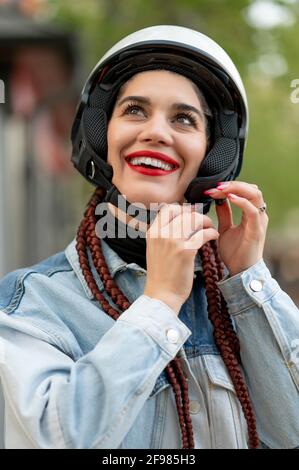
top-left (99, 201), bottom-right (148, 271)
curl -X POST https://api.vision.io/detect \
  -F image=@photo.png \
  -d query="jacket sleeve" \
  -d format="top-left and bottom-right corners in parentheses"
top-left (217, 259), bottom-right (299, 449)
top-left (0, 295), bottom-right (191, 449)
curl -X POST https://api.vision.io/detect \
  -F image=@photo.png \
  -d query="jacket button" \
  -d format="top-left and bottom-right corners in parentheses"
top-left (249, 279), bottom-right (263, 292)
top-left (166, 329), bottom-right (180, 344)
top-left (189, 400), bottom-right (201, 414)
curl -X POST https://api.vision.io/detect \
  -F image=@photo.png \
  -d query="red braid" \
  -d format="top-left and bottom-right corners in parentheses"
top-left (76, 187), bottom-right (259, 449)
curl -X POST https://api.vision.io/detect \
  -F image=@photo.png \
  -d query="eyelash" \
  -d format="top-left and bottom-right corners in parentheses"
top-left (121, 102), bottom-right (198, 128)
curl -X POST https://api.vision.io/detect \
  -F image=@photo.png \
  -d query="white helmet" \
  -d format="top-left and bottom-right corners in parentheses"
top-left (71, 25), bottom-right (248, 215)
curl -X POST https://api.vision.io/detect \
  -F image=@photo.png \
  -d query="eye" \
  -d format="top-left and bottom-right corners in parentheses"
top-left (122, 103), bottom-right (146, 117)
top-left (174, 112), bottom-right (198, 128)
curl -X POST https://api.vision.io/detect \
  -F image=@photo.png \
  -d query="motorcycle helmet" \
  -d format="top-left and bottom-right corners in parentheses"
top-left (71, 25), bottom-right (248, 221)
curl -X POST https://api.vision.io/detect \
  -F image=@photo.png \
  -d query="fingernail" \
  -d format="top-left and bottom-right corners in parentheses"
top-left (228, 193), bottom-right (237, 199)
top-left (217, 182), bottom-right (231, 190)
top-left (203, 189), bottom-right (218, 194)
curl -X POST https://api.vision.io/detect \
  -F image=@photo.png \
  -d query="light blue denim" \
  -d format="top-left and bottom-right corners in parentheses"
top-left (0, 238), bottom-right (298, 449)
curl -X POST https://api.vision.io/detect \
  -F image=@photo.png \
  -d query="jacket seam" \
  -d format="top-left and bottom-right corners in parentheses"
top-left (2, 315), bottom-right (77, 359)
top-left (2, 267), bottom-right (73, 315)
top-left (227, 391), bottom-right (242, 448)
top-left (262, 298), bottom-right (299, 392)
top-left (25, 319), bottom-right (77, 359)
top-left (230, 286), bottom-right (280, 317)
top-left (118, 318), bottom-right (185, 358)
top-left (150, 389), bottom-right (168, 448)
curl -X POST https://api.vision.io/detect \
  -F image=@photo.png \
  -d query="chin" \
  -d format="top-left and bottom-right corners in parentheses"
top-left (116, 184), bottom-right (182, 207)
top-left (126, 193), bottom-right (184, 209)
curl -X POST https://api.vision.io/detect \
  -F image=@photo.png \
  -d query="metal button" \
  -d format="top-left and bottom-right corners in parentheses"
top-left (166, 329), bottom-right (180, 344)
top-left (249, 279), bottom-right (263, 292)
top-left (189, 400), bottom-right (201, 414)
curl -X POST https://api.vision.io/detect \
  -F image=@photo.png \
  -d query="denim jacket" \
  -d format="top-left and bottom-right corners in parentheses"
top-left (0, 238), bottom-right (298, 449)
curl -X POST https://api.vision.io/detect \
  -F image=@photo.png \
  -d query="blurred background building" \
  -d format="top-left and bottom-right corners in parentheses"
top-left (0, 0), bottom-right (86, 278)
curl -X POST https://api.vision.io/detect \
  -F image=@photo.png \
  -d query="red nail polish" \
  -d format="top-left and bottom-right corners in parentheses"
top-left (217, 182), bottom-right (230, 189)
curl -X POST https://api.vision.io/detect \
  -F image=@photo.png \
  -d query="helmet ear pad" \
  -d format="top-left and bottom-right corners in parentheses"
top-left (199, 110), bottom-right (239, 176)
top-left (83, 107), bottom-right (108, 162)
top-left (71, 85), bottom-right (114, 189)
top-left (184, 110), bottom-right (240, 203)
top-left (83, 83), bottom-right (112, 161)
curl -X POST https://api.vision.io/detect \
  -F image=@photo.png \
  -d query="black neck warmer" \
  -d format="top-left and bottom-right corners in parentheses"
top-left (98, 205), bottom-right (148, 270)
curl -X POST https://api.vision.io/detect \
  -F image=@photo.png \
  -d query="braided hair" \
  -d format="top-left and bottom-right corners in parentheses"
top-left (76, 186), bottom-right (259, 449)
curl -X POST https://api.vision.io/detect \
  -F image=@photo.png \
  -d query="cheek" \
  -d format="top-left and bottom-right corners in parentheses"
top-left (108, 122), bottom-right (133, 153)
top-left (183, 137), bottom-right (207, 169)
top-left (107, 124), bottom-right (123, 164)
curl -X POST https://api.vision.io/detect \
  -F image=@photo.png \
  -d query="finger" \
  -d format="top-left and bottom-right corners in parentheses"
top-left (183, 227), bottom-right (219, 251)
top-left (162, 211), bottom-right (213, 240)
top-left (204, 182), bottom-right (263, 206)
top-left (154, 203), bottom-right (195, 228)
top-left (215, 198), bottom-right (233, 233)
top-left (215, 181), bottom-right (264, 207)
top-left (149, 203), bottom-right (208, 237)
top-left (147, 203), bottom-right (187, 236)
top-left (227, 193), bottom-right (268, 229)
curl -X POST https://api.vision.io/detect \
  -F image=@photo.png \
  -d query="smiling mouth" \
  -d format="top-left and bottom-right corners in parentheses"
top-left (125, 155), bottom-right (179, 169)
top-left (127, 157), bottom-right (175, 171)
top-left (125, 159), bottom-right (179, 176)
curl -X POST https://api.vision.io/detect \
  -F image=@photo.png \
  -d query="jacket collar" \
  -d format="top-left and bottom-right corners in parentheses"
top-left (65, 238), bottom-right (202, 300)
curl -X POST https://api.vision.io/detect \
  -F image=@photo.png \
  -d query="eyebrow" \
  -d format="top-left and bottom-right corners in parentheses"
top-left (116, 95), bottom-right (205, 122)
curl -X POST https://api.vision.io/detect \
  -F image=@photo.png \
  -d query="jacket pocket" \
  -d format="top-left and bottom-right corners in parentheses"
top-left (203, 354), bottom-right (248, 449)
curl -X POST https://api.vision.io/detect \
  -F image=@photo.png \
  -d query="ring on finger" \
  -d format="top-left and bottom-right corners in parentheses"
top-left (258, 203), bottom-right (267, 214)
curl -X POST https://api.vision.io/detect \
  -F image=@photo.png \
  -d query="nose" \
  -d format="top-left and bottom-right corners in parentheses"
top-left (137, 114), bottom-right (173, 146)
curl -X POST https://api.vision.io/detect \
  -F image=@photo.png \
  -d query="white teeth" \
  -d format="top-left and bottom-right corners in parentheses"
top-left (128, 156), bottom-right (175, 171)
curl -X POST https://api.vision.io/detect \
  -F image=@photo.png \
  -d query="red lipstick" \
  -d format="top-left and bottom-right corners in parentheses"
top-left (125, 150), bottom-right (180, 177)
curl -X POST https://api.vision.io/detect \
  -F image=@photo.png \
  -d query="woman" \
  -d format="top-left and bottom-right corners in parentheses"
top-left (0, 25), bottom-right (298, 449)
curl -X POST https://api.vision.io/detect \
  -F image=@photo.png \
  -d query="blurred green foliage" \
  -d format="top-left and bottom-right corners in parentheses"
top-left (48, 0), bottom-right (299, 231)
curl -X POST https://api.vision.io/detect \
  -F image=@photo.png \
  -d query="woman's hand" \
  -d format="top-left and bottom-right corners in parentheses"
top-left (204, 181), bottom-right (269, 276)
top-left (144, 203), bottom-right (219, 314)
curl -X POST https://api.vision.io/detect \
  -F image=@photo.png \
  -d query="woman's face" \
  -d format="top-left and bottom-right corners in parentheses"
top-left (107, 70), bottom-right (208, 208)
